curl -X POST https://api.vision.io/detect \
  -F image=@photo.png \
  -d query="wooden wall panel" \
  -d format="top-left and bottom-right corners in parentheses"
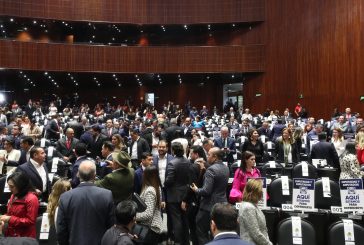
top-left (0, 40), bottom-right (265, 73)
top-left (0, 0), bottom-right (265, 24)
top-left (243, 0), bottom-right (364, 119)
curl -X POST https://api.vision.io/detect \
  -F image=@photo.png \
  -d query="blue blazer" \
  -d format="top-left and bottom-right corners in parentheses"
top-left (207, 233), bottom-right (252, 245)
top-left (214, 137), bottom-right (236, 163)
top-left (134, 167), bottom-right (143, 194)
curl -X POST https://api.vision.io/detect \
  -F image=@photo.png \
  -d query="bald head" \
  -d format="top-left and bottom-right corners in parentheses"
top-left (220, 126), bottom-right (229, 138)
top-left (78, 160), bottom-right (96, 182)
top-left (207, 147), bottom-right (224, 164)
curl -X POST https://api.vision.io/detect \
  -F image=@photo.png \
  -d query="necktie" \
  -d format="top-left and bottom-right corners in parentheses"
top-left (66, 139), bottom-right (71, 149)
top-left (224, 138), bottom-right (227, 147)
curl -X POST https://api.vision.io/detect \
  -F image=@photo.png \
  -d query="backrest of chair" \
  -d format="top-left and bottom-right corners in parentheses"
top-left (314, 179), bottom-right (341, 209)
top-left (328, 221), bottom-right (364, 245)
top-left (268, 177), bottom-right (293, 207)
top-left (36, 215), bottom-right (58, 245)
top-left (277, 217), bottom-right (316, 245)
top-left (261, 162), bottom-right (283, 178)
top-left (0, 175), bottom-right (10, 205)
top-left (292, 162), bottom-right (318, 179)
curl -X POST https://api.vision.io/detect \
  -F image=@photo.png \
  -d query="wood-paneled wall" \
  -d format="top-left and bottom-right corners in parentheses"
top-left (243, 0), bottom-right (364, 119)
top-left (0, 40), bottom-right (265, 73)
top-left (0, 0), bottom-right (265, 24)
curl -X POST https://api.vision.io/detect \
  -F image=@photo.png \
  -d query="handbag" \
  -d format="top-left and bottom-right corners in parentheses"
top-left (132, 192), bottom-right (147, 212)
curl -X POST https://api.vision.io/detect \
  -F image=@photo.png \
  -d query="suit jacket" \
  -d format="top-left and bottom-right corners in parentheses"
top-left (129, 137), bottom-right (150, 161)
top-left (311, 141), bottom-right (340, 168)
top-left (164, 156), bottom-right (191, 203)
top-left (182, 125), bottom-right (193, 141)
top-left (206, 233), bottom-right (251, 245)
top-left (90, 134), bottom-right (108, 159)
top-left (95, 167), bottom-right (135, 204)
top-left (257, 127), bottom-right (272, 140)
top-left (165, 125), bottom-right (183, 146)
top-left (71, 155), bottom-right (89, 188)
top-left (153, 153), bottom-right (174, 187)
top-left (46, 119), bottom-right (60, 141)
top-left (275, 140), bottom-right (300, 163)
top-left (134, 167), bottom-right (144, 194)
top-left (16, 161), bottom-right (51, 200)
top-left (214, 137), bottom-right (236, 164)
top-left (101, 127), bottom-right (119, 139)
top-left (197, 161), bottom-right (229, 211)
top-left (57, 183), bottom-right (115, 245)
top-left (18, 149), bottom-right (27, 165)
top-left (270, 124), bottom-right (286, 142)
top-left (56, 137), bottom-right (79, 162)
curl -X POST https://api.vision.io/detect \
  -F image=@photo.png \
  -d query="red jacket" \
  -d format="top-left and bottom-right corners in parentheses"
top-left (5, 192), bottom-right (39, 238)
top-left (357, 148), bottom-right (364, 165)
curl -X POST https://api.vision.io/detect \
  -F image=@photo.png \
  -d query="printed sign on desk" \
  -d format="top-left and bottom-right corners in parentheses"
top-left (292, 178), bottom-right (315, 211)
top-left (340, 179), bottom-right (364, 212)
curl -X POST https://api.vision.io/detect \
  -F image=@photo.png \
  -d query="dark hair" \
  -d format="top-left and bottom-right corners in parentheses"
top-left (171, 142), bottom-right (184, 157)
top-left (102, 141), bottom-right (115, 152)
top-left (141, 165), bottom-right (161, 206)
top-left (130, 128), bottom-right (139, 135)
top-left (210, 203), bottom-right (238, 231)
top-left (3, 137), bottom-right (15, 148)
top-left (141, 152), bottom-right (152, 160)
top-left (190, 145), bottom-right (207, 161)
top-left (345, 142), bottom-right (356, 155)
top-left (174, 129), bottom-right (183, 138)
top-left (318, 132), bottom-right (327, 141)
top-left (91, 124), bottom-right (101, 133)
top-left (115, 200), bottom-right (137, 226)
top-left (30, 146), bottom-right (42, 159)
top-left (74, 143), bottom-right (87, 156)
top-left (240, 151), bottom-right (255, 172)
top-left (7, 172), bottom-right (32, 198)
top-left (247, 128), bottom-right (258, 140)
top-left (20, 136), bottom-right (34, 146)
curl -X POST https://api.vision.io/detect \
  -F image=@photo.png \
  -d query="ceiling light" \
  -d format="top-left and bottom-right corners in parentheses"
top-left (10, 18), bottom-right (14, 22)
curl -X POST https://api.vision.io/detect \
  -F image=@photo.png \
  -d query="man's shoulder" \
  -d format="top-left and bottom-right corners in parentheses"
top-left (207, 234), bottom-right (251, 245)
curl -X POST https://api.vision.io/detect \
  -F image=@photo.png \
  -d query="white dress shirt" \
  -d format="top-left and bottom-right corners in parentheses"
top-left (158, 155), bottom-right (167, 187)
top-left (30, 158), bottom-right (47, 192)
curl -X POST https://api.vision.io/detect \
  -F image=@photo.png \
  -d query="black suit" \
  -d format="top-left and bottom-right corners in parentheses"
top-left (165, 125), bottom-right (183, 146)
top-left (101, 127), bottom-right (118, 139)
top-left (46, 119), bottom-right (60, 141)
top-left (257, 127), bottom-right (272, 140)
top-left (214, 137), bottom-right (236, 164)
top-left (311, 141), bottom-right (340, 168)
top-left (275, 140), bottom-right (300, 163)
top-left (129, 137), bottom-right (150, 167)
top-left (56, 137), bottom-right (79, 163)
top-left (270, 124), bottom-right (286, 142)
top-left (17, 161), bottom-right (51, 201)
top-left (57, 183), bottom-right (115, 245)
top-left (90, 134), bottom-right (108, 159)
top-left (165, 156), bottom-right (191, 245)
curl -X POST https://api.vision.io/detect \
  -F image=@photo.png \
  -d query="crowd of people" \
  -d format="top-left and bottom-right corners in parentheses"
top-left (0, 99), bottom-right (363, 245)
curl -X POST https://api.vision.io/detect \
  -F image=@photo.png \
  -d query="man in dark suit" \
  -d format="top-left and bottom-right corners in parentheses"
top-left (165, 142), bottom-right (191, 245)
top-left (191, 147), bottom-right (230, 245)
top-left (97, 141), bottom-right (114, 178)
top-left (257, 121), bottom-right (272, 141)
top-left (56, 128), bottom-right (79, 163)
top-left (17, 146), bottom-right (51, 201)
top-left (18, 136), bottom-right (34, 165)
top-left (207, 203), bottom-right (250, 245)
top-left (57, 160), bottom-right (114, 245)
top-left (101, 119), bottom-right (118, 139)
top-left (165, 118), bottom-right (183, 149)
top-left (182, 117), bottom-right (193, 141)
top-left (281, 109), bottom-right (293, 124)
top-left (45, 114), bottom-right (61, 141)
top-left (214, 126), bottom-right (236, 164)
top-left (71, 143), bottom-right (89, 188)
top-left (311, 132), bottom-right (340, 168)
top-left (90, 124), bottom-right (108, 159)
top-left (129, 129), bottom-right (150, 169)
top-left (270, 118), bottom-right (286, 142)
top-left (134, 152), bottom-right (153, 194)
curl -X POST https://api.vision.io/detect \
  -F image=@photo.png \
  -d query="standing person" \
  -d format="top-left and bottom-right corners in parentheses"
top-left (47, 179), bottom-right (71, 228)
top-left (46, 114), bottom-right (61, 141)
top-left (331, 128), bottom-right (346, 157)
top-left (90, 124), bottom-right (108, 159)
top-left (207, 203), bottom-right (251, 245)
top-left (214, 126), bottom-right (236, 164)
top-left (136, 166), bottom-right (163, 244)
top-left (101, 201), bottom-right (137, 245)
top-left (0, 172), bottom-right (39, 238)
top-left (57, 161), bottom-right (115, 245)
top-left (340, 142), bottom-right (364, 179)
top-left (191, 147), bottom-right (230, 245)
top-left (311, 132), bottom-right (340, 168)
top-left (95, 151), bottom-right (135, 204)
top-left (165, 142), bottom-right (191, 245)
top-left (134, 152), bottom-right (153, 195)
top-left (275, 128), bottom-right (300, 164)
top-left (229, 151), bottom-right (261, 203)
top-left (16, 146), bottom-right (51, 202)
top-left (129, 129), bottom-right (150, 169)
top-left (241, 129), bottom-right (265, 164)
top-left (239, 179), bottom-right (272, 245)
top-left (56, 128), bottom-right (79, 163)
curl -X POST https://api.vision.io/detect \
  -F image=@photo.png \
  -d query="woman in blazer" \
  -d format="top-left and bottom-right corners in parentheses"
top-left (275, 128), bottom-right (300, 164)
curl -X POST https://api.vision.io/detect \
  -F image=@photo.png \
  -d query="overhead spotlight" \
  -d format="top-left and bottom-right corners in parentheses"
top-left (92, 35), bottom-right (95, 39)
top-left (184, 25), bottom-right (188, 30)
top-left (23, 27), bottom-right (27, 31)
top-left (232, 24), bottom-right (236, 27)
top-left (10, 18), bottom-right (14, 22)
top-left (33, 20), bottom-right (37, 24)
top-left (206, 76), bottom-right (210, 79)
top-left (48, 76), bottom-right (51, 79)
top-left (70, 76), bottom-right (73, 79)
top-left (135, 75), bottom-right (138, 78)
top-left (88, 23), bottom-right (91, 26)
top-left (19, 71), bottom-right (23, 74)
top-left (178, 74), bottom-right (181, 78)
top-left (231, 75), bottom-right (235, 78)
top-left (23, 75), bottom-right (27, 78)
top-left (157, 74), bottom-right (160, 78)
top-left (93, 77), bottom-right (96, 80)
top-left (67, 73), bottom-right (70, 76)
top-left (113, 74), bottom-right (116, 77)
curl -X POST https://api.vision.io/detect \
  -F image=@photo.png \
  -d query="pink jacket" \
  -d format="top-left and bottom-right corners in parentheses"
top-left (229, 168), bottom-right (261, 203)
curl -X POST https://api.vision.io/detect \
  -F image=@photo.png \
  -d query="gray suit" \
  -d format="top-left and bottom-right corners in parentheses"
top-left (56, 182), bottom-right (115, 245)
top-left (196, 161), bottom-right (230, 245)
